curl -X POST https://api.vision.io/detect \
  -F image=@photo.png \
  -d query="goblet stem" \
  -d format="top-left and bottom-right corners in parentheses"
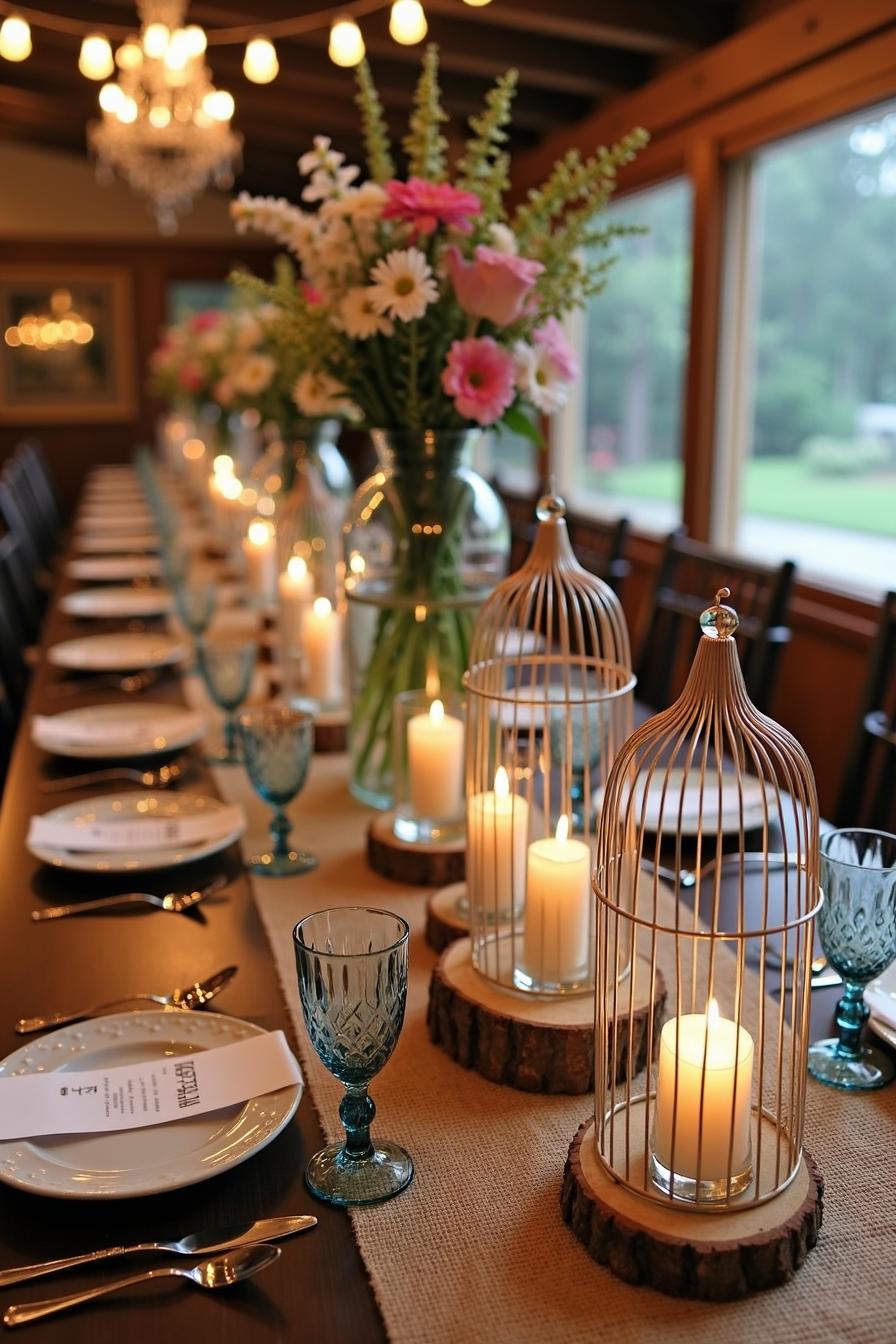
top-left (270, 808), bottom-right (292, 859)
top-left (339, 1085), bottom-right (375, 1160)
top-left (223, 714), bottom-right (237, 762)
top-left (834, 980), bottom-right (870, 1059)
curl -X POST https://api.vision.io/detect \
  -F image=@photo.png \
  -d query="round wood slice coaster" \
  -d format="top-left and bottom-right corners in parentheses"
top-left (561, 1117), bottom-right (823, 1299)
top-left (427, 938), bottom-right (665, 1094)
top-left (367, 812), bottom-right (466, 886)
top-left (312, 708), bottom-right (348, 754)
top-left (425, 882), bottom-right (471, 953)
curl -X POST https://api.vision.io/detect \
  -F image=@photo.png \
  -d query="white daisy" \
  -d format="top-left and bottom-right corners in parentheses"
top-left (513, 341), bottom-right (571, 414)
top-left (231, 353), bottom-right (276, 397)
top-left (340, 288), bottom-right (394, 340)
top-left (368, 248), bottom-right (438, 323)
top-left (293, 370), bottom-right (359, 420)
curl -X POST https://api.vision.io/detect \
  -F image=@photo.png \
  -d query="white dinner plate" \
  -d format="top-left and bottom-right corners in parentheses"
top-left (61, 587), bottom-right (173, 619)
top-left (48, 632), bottom-right (187, 672)
top-left (77, 512), bottom-right (156, 533)
top-left (867, 961), bottom-right (896, 1047)
top-left (66, 556), bottom-right (163, 581)
top-left (31, 702), bottom-right (206, 759)
top-left (75, 534), bottom-right (160, 555)
top-left (593, 768), bottom-right (777, 836)
top-left (28, 791), bottom-right (245, 873)
top-left (0, 1012), bottom-right (302, 1199)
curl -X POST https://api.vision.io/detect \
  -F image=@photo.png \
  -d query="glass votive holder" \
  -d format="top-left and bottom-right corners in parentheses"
top-left (392, 690), bottom-right (465, 846)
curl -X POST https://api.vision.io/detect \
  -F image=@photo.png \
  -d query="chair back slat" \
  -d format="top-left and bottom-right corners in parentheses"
top-left (836, 591), bottom-right (896, 831)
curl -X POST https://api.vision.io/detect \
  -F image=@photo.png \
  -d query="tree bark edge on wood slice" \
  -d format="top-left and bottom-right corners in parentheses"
top-left (427, 940), bottom-right (666, 1095)
top-left (312, 719), bottom-right (348, 753)
top-left (367, 813), bottom-right (466, 887)
top-left (425, 882), bottom-right (470, 953)
top-left (561, 1119), bottom-right (824, 1299)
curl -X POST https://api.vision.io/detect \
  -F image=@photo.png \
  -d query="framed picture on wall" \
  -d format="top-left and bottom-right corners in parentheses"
top-left (0, 265), bottom-right (136, 423)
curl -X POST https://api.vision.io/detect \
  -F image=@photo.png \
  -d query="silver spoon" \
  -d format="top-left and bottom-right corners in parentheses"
top-left (30, 873), bottom-right (227, 922)
top-left (3, 1244), bottom-right (281, 1327)
top-left (15, 964), bottom-right (237, 1034)
top-left (0, 1215), bottom-right (316, 1288)
top-left (40, 761), bottom-right (185, 794)
top-left (46, 669), bottom-right (162, 699)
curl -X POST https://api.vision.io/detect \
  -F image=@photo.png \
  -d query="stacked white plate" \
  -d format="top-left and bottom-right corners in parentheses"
top-left (61, 587), bottom-right (173, 619)
top-left (867, 962), bottom-right (896, 1050)
top-left (28, 790), bottom-right (246, 872)
top-left (32, 703), bottom-right (206, 759)
top-left (593, 768), bottom-right (777, 836)
top-left (75, 533), bottom-right (160, 555)
top-left (48, 632), bottom-right (187, 671)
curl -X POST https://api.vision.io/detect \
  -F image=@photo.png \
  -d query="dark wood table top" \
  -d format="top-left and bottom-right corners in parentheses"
top-left (0, 515), bottom-right (386, 1341)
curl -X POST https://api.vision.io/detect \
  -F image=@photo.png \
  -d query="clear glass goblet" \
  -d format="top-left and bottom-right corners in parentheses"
top-left (808, 828), bottom-right (896, 1090)
top-left (293, 907), bottom-right (413, 1207)
top-left (196, 637), bottom-right (257, 765)
top-left (238, 705), bottom-right (317, 876)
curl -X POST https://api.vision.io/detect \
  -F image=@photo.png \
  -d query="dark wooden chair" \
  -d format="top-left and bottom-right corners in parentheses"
top-left (0, 530), bottom-right (40, 645)
top-left (0, 669), bottom-right (15, 794)
top-left (1, 455), bottom-right (55, 566)
top-left (17, 440), bottom-right (62, 539)
top-left (635, 531), bottom-right (795, 714)
top-left (835, 591), bottom-right (896, 832)
top-left (508, 505), bottom-right (630, 595)
top-left (0, 574), bottom-right (28, 716)
top-left (0, 468), bottom-right (44, 575)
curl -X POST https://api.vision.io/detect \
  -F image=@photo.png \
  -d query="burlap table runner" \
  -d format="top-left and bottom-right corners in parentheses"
top-left (189, 678), bottom-right (895, 1344)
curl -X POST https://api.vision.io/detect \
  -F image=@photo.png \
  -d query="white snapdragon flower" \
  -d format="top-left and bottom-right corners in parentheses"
top-left (302, 164), bottom-right (360, 204)
top-left (340, 288), bottom-right (394, 340)
top-left (368, 248), bottom-right (438, 323)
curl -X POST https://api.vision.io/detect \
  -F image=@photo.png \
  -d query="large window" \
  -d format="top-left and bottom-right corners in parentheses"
top-left (721, 103), bottom-right (896, 593)
top-left (557, 178), bottom-right (692, 532)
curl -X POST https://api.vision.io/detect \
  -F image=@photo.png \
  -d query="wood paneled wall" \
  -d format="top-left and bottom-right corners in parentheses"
top-left (0, 238), bottom-right (274, 512)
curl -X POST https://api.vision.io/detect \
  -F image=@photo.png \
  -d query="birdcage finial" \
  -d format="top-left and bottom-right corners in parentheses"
top-left (535, 492), bottom-right (567, 522)
top-left (699, 587), bottom-right (739, 640)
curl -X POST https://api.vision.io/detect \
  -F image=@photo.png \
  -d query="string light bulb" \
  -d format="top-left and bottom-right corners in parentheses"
top-left (243, 36), bottom-right (279, 83)
top-left (462, 0), bottom-right (493, 6)
top-left (0, 14), bottom-right (31, 62)
top-left (79, 33), bottom-right (114, 80)
top-left (328, 16), bottom-right (365, 67)
top-left (389, 0), bottom-right (427, 45)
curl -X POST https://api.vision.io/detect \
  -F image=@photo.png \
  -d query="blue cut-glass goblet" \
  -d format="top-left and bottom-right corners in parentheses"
top-left (238, 705), bottom-right (316, 877)
top-left (293, 907), bottom-right (413, 1207)
top-left (808, 828), bottom-right (896, 1090)
top-left (174, 577), bottom-right (217, 639)
top-left (196, 637), bottom-right (257, 765)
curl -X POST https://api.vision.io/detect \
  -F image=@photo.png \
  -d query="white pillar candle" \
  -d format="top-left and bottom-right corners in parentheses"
top-left (522, 815), bottom-right (591, 986)
top-left (278, 554), bottom-right (313, 646)
top-left (467, 766), bottom-right (529, 916)
top-left (408, 698), bottom-right (464, 819)
top-left (303, 596), bottom-right (342, 704)
top-left (653, 999), bottom-right (754, 1183)
top-left (242, 518), bottom-right (278, 606)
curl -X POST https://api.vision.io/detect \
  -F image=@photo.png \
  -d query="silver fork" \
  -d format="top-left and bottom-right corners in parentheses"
top-left (15, 964), bottom-right (238, 1034)
top-left (30, 874), bottom-right (228, 922)
top-left (46, 670), bottom-right (162, 699)
top-left (40, 761), bottom-right (185, 794)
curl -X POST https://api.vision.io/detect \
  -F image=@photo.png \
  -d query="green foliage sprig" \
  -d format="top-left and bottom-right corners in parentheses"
top-left (355, 60), bottom-right (395, 184)
top-left (402, 45), bottom-right (448, 181)
top-left (455, 68), bottom-right (518, 236)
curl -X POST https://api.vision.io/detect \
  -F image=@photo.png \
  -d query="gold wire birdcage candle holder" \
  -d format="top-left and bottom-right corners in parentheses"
top-left (464, 494), bottom-right (635, 997)
top-left (593, 589), bottom-right (822, 1209)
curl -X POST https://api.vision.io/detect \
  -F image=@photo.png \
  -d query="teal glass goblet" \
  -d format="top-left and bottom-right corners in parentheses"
top-left (238, 705), bottom-right (317, 877)
top-left (293, 908), bottom-right (413, 1207)
top-left (808, 828), bottom-right (896, 1090)
top-left (174, 577), bottom-right (217, 639)
top-left (196, 637), bottom-right (257, 765)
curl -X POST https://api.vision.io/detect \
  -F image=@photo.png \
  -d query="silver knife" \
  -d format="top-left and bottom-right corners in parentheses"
top-left (0, 1215), bottom-right (317, 1287)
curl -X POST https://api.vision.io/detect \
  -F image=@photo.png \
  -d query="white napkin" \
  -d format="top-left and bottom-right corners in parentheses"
top-left (32, 710), bottom-right (206, 751)
top-left (866, 964), bottom-right (896, 1029)
top-left (28, 803), bottom-right (245, 852)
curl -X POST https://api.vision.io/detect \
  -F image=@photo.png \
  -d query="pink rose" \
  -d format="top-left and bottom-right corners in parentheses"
top-left (177, 361), bottom-right (204, 394)
top-left (382, 178), bottom-right (481, 240)
top-left (533, 316), bottom-right (579, 381)
top-left (445, 245), bottom-right (544, 328)
top-left (441, 336), bottom-right (516, 426)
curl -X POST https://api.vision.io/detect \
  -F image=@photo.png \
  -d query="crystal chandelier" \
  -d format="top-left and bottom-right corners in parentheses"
top-left (88, 0), bottom-right (242, 234)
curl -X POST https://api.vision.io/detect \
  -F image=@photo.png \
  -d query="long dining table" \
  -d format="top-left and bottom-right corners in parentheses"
top-left (1, 460), bottom-right (895, 1344)
top-left (0, 468), bottom-right (386, 1343)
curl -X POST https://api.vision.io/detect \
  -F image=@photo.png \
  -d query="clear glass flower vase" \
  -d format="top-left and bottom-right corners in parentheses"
top-left (344, 428), bottom-right (509, 809)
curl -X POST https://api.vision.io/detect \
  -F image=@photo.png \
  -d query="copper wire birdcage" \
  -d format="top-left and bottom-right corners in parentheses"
top-left (464, 494), bottom-right (635, 996)
top-left (593, 589), bottom-right (821, 1209)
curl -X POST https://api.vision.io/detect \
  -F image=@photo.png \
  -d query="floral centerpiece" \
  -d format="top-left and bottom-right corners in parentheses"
top-left (149, 307), bottom-right (279, 425)
top-left (230, 46), bottom-right (646, 806)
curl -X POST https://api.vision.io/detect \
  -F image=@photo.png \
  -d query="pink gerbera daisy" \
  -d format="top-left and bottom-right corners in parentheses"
top-left (382, 178), bottom-right (481, 240)
top-left (441, 337), bottom-right (516, 426)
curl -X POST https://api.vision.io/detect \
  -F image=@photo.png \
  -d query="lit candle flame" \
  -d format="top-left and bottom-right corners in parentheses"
top-left (494, 765), bottom-right (509, 798)
top-left (313, 596), bottom-right (332, 618)
top-left (425, 663), bottom-right (440, 698)
top-left (287, 555), bottom-right (308, 581)
top-left (555, 814), bottom-right (569, 844)
top-left (182, 438), bottom-right (204, 460)
top-left (430, 698), bottom-right (444, 724)
top-left (219, 475), bottom-right (242, 501)
top-left (349, 552), bottom-right (365, 575)
top-left (212, 453), bottom-right (234, 476)
top-left (706, 997), bottom-right (720, 1029)
top-left (247, 518), bottom-right (273, 546)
